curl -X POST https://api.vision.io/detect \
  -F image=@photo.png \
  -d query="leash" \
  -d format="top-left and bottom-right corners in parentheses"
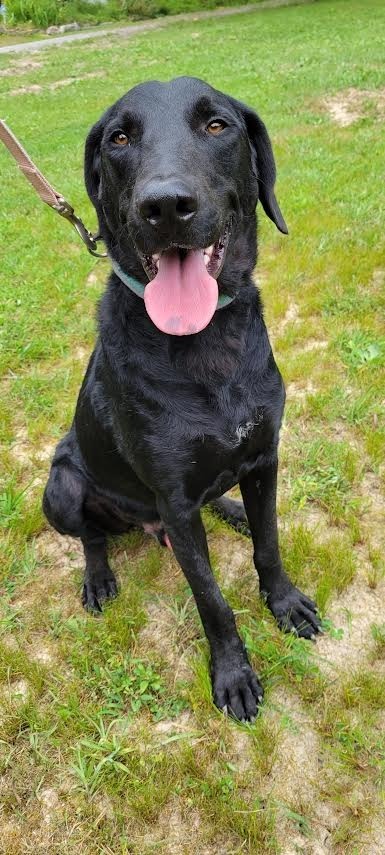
top-left (0, 119), bottom-right (235, 310)
top-left (0, 119), bottom-right (105, 257)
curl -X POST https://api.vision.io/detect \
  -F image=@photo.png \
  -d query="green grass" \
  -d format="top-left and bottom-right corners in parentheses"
top-left (1, 0), bottom-right (385, 851)
top-left (5, 0), bottom-right (264, 29)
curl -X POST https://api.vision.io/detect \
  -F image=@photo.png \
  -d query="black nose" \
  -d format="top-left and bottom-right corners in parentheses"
top-left (137, 180), bottom-right (198, 229)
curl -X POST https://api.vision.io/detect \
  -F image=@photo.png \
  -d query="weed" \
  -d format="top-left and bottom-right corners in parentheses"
top-left (0, 482), bottom-right (29, 529)
top-left (337, 331), bottom-right (385, 371)
top-left (71, 717), bottom-right (134, 795)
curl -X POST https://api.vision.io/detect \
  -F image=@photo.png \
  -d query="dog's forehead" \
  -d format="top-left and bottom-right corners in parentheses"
top-left (113, 76), bottom-right (229, 118)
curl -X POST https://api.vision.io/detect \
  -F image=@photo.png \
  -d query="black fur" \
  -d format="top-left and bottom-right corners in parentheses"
top-left (43, 77), bottom-right (321, 721)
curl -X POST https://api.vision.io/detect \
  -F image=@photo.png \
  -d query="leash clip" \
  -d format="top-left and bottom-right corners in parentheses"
top-left (54, 196), bottom-right (107, 258)
top-left (0, 120), bottom-right (107, 258)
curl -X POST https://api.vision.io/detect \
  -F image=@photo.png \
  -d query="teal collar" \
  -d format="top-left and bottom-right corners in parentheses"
top-left (109, 255), bottom-right (235, 310)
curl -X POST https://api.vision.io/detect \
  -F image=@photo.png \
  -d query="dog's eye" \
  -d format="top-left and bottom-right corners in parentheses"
top-left (207, 120), bottom-right (227, 136)
top-left (113, 132), bottom-right (129, 146)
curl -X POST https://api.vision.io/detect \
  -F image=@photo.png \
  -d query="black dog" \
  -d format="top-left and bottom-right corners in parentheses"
top-left (43, 77), bottom-right (321, 721)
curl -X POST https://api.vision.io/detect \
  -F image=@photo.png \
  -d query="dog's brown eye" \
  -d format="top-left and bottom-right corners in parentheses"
top-left (113, 132), bottom-right (129, 146)
top-left (207, 120), bottom-right (226, 135)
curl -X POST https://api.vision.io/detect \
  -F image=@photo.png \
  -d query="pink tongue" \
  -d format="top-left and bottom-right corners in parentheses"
top-left (144, 249), bottom-right (218, 336)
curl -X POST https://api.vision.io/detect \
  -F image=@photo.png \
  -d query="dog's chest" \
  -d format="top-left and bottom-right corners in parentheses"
top-left (231, 407), bottom-right (265, 447)
top-left (181, 400), bottom-right (275, 504)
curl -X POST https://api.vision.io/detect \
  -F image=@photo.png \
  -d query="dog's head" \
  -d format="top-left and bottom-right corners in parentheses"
top-left (85, 76), bottom-right (287, 335)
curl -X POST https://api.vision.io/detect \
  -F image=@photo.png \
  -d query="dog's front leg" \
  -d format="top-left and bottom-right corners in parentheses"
top-left (157, 497), bottom-right (263, 720)
top-left (240, 462), bottom-right (322, 638)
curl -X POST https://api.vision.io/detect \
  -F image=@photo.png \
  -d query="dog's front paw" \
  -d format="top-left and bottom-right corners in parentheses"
top-left (82, 571), bottom-right (118, 613)
top-left (263, 582), bottom-right (321, 639)
top-left (212, 659), bottom-right (263, 721)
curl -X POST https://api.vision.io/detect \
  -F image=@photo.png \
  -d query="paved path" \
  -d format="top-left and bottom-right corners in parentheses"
top-left (0, 0), bottom-right (313, 55)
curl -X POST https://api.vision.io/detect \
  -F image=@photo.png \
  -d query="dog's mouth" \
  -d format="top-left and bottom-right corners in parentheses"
top-left (139, 228), bottom-right (230, 282)
top-left (134, 226), bottom-right (231, 336)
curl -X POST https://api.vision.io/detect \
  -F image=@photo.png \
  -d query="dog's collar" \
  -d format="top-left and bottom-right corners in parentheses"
top-left (109, 254), bottom-right (236, 310)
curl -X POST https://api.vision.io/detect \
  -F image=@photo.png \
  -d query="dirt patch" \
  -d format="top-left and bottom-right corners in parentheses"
top-left (331, 418), bottom-right (360, 448)
top-left (141, 797), bottom-right (231, 855)
top-left (86, 270), bottom-right (99, 287)
top-left (153, 710), bottom-right (200, 748)
top-left (74, 346), bottom-right (88, 361)
top-left (302, 339), bottom-right (328, 353)
top-left (38, 787), bottom-right (59, 825)
top-left (138, 599), bottom-right (196, 682)
top-left (360, 472), bottom-right (384, 546)
top-left (154, 709), bottom-right (195, 735)
top-left (362, 815), bottom-right (385, 855)
top-left (10, 428), bottom-right (56, 468)
top-left (11, 427), bottom-right (31, 467)
top-left (371, 269), bottom-right (385, 288)
top-left (36, 530), bottom-right (83, 577)
top-left (27, 638), bottom-right (56, 666)
top-left (276, 301), bottom-right (300, 336)
top-left (323, 87), bottom-right (385, 126)
top-left (286, 380), bottom-right (317, 401)
top-left (143, 799), bottom-right (199, 853)
top-left (263, 688), bottom-right (339, 853)
top-left (9, 82), bottom-right (43, 94)
top-left (317, 573), bottom-right (385, 675)
top-left (263, 689), bottom-right (320, 802)
top-left (228, 727), bottom-right (256, 775)
top-left (282, 505), bottom-right (337, 539)
top-left (10, 70), bottom-right (105, 95)
top-left (50, 71), bottom-right (105, 89)
top-left (210, 530), bottom-right (254, 587)
top-left (12, 529), bottom-right (84, 616)
top-left (0, 58), bottom-right (43, 77)
top-left (4, 678), bottom-right (29, 703)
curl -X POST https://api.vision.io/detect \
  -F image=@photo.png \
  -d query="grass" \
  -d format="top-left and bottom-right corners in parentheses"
top-left (0, 0), bottom-right (385, 851)
top-left (4, 0), bottom-right (264, 30)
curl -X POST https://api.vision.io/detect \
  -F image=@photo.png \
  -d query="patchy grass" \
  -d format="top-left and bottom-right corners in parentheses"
top-left (1, 0), bottom-right (385, 851)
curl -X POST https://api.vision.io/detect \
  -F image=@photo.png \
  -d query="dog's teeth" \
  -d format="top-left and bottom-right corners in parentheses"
top-left (205, 244), bottom-right (214, 257)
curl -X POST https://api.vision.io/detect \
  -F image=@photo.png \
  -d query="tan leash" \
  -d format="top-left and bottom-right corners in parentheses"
top-left (0, 119), bottom-right (106, 257)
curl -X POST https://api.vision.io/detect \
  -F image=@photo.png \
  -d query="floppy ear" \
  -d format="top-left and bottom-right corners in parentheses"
top-left (232, 98), bottom-right (288, 234)
top-left (84, 117), bottom-right (104, 209)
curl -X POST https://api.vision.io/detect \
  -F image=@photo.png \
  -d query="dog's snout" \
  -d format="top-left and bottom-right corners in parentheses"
top-left (137, 180), bottom-right (198, 229)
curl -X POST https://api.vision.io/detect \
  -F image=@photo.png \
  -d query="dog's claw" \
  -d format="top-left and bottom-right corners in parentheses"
top-left (82, 589), bottom-right (102, 614)
top-left (213, 661), bottom-right (263, 721)
top-left (264, 583), bottom-right (322, 640)
top-left (82, 574), bottom-right (118, 613)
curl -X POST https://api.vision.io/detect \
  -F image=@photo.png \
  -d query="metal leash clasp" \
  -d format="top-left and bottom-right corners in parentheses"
top-left (53, 196), bottom-right (107, 258)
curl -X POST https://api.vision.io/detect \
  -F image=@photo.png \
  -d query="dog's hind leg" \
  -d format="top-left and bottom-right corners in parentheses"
top-left (81, 526), bottom-right (118, 612)
top-left (43, 434), bottom-right (118, 612)
top-left (210, 496), bottom-right (250, 535)
top-left (42, 449), bottom-right (86, 540)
